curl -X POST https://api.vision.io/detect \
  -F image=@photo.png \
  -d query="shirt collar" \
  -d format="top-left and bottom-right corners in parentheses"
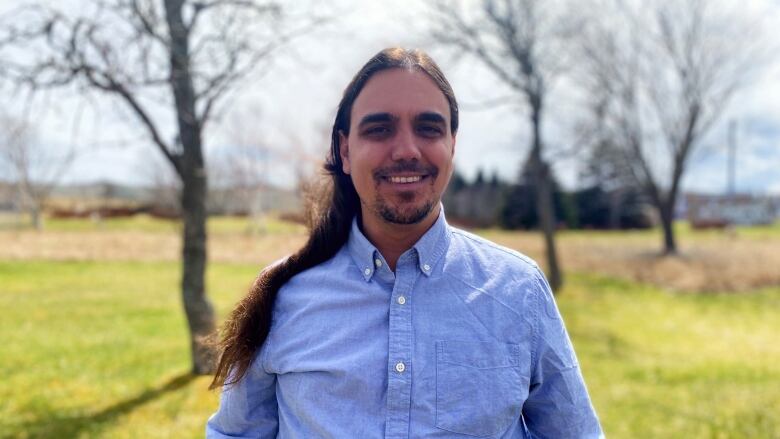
top-left (346, 207), bottom-right (451, 282)
top-left (411, 208), bottom-right (450, 277)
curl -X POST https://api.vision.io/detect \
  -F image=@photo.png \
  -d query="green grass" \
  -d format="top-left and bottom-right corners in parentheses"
top-left (2, 260), bottom-right (779, 438)
top-left (0, 260), bottom-right (261, 439)
top-left (44, 215), bottom-right (182, 233)
top-left (561, 275), bottom-right (780, 438)
top-left (732, 221), bottom-right (780, 239)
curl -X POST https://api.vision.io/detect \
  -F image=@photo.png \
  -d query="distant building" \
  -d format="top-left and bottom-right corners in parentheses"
top-left (686, 193), bottom-right (776, 228)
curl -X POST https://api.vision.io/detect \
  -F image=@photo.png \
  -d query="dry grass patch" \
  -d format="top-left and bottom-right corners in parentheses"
top-left (2, 216), bottom-right (778, 292)
top-left (0, 230), bottom-right (182, 261)
top-left (0, 228), bottom-right (305, 265)
top-left (563, 239), bottom-right (780, 292)
top-left (479, 228), bottom-right (780, 292)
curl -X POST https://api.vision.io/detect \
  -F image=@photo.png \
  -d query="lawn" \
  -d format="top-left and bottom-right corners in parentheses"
top-left (0, 260), bottom-right (262, 439)
top-left (2, 259), bottom-right (779, 438)
top-left (562, 275), bottom-right (780, 438)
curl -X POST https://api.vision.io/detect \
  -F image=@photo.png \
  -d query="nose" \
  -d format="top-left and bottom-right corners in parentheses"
top-left (390, 125), bottom-right (422, 162)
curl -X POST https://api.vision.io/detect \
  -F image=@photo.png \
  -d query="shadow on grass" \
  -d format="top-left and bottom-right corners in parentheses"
top-left (11, 373), bottom-right (197, 439)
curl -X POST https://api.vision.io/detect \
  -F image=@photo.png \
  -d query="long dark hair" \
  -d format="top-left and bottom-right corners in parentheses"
top-left (210, 47), bottom-right (459, 389)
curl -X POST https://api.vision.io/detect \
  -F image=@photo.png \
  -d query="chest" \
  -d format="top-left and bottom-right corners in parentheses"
top-left (263, 272), bottom-right (533, 437)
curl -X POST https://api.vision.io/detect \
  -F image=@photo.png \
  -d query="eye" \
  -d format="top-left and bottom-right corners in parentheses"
top-left (362, 125), bottom-right (392, 138)
top-left (417, 124), bottom-right (444, 138)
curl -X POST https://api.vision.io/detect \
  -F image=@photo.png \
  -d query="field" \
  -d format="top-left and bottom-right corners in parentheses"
top-left (1, 215), bottom-right (779, 438)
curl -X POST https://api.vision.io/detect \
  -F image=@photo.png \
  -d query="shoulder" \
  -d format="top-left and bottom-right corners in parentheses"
top-left (446, 226), bottom-right (541, 276)
top-left (442, 226), bottom-right (551, 308)
top-left (286, 246), bottom-right (354, 285)
top-left (272, 246), bottom-right (355, 305)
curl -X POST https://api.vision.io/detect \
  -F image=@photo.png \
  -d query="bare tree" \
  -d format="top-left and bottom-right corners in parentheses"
top-left (281, 120), bottom-right (329, 195)
top-left (577, 0), bottom-right (763, 254)
top-left (209, 139), bottom-right (271, 221)
top-left (0, 0), bottom-right (324, 373)
top-left (137, 148), bottom-right (182, 215)
top-left (0, 114), bottom-right (75, 229)
top-left (430, 0), bottom-right (579, 290)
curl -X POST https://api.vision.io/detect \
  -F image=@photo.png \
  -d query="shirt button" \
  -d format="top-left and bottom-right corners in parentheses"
top-left (364, 268), bottom-right (371, 276)
top-left (395, 362), bottom-right (406, 373)
top-left (374, 259), bottom-right (382, 268)
top-left (423, 264), bottom-right (431, 272)
top-left (397, 296), bottom-right (406, 305)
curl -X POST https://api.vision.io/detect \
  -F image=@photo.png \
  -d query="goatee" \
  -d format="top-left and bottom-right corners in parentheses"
top-left (377, 198), bottom-right (435, 225)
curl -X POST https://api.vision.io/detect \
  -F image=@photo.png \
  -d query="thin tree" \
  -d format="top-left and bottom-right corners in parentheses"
top-left (208, 136), bottom-right (271, 221)
top-left (576, 0), bottom-right (763, 254)
top-left (0, 114), bottom-right (75, 229)
top-left (430, 0), bottom-right (578, 290)
top-left (0, 0), bottom-right (323, 373)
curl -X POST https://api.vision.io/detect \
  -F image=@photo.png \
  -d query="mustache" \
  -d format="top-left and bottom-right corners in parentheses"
top-left (373, 161), bottom-right (438, 179)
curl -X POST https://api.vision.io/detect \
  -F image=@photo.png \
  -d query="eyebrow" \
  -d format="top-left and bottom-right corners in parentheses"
top-left (415, 112), bottom-right (447, 125)
top-left (357, 111), bottom-right (447, 128)
top-left (357, 113), bottom-right (397, 128)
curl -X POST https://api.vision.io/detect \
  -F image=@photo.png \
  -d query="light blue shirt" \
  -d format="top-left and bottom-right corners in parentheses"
top-left (207, 211), bottom-right (603, 438)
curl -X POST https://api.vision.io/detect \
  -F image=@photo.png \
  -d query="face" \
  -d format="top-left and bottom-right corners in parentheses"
top-left (339, 68), bottom-right (456, 227)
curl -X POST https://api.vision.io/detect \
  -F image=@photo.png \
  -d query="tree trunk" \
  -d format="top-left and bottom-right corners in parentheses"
top-left (181, 170), bottom-right (217, 374)
top-left (659, 201), bottom-right (677, 255)
top-left (31, 204), bottom-right (42, 231)
top-left (608, 188), bottom-right (623, 230)
top-left (536, 163), bottom-right (562, 291)
top-left (528, 95), bottom-right (563, 291)
top-left (165, 0), bottom-right (217, 374)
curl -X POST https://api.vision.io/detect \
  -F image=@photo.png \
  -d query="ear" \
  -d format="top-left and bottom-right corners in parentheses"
top-left (451, 133), bottom-right (457, 157)
top-left (338, 131), bottom-right (351, 174)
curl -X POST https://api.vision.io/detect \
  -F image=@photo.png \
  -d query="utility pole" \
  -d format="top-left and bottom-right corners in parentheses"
top-left (727, 119), bottom-right (737, 198)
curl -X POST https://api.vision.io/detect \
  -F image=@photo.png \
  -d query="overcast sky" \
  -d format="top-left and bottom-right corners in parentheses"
top-left (2, 0), bottom-right (779, 195)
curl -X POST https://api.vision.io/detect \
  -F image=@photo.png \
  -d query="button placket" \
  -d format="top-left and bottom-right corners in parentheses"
top-left (384, 255), bottom-right (417, 438)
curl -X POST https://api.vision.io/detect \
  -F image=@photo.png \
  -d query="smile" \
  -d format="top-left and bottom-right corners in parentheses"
top-left (373, 164), bottom-right (438, 186)
top-left (388, 175), bottom-right (423, 184)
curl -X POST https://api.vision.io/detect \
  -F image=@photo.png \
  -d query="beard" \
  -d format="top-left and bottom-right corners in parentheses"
top-left (375, 193), bottom-right (436, 224)
top-left (369, 160), bottom-right (439, 224)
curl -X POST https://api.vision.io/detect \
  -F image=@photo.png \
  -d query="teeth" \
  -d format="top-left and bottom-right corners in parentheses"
top-left (389, 176), bottom-right (422, 184)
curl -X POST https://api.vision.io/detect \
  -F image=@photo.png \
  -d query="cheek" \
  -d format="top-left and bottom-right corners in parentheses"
top-left (349, 158), bottom-right (377, 192)
top-left (351, 150), bottom-right (381, 178)
top-left (432, 147), bottom-right (454, 173)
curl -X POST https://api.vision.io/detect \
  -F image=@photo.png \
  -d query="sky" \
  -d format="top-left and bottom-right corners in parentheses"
top-left (1, 0), bottom-right (779, 195)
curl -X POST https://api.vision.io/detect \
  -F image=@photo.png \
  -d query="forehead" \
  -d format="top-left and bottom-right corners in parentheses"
top-left (350, 68), bottom-right (451, 125)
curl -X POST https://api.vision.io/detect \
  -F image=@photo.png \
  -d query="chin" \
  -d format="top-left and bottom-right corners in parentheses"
top-left (378, 200), bottom-right (437, 225)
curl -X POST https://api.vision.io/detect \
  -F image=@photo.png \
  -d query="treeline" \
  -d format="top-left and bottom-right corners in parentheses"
top-left (443, 169), bottom-right (653, 230)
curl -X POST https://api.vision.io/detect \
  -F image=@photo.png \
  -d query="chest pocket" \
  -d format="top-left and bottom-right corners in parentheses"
top-left (435, 340), bottom-right (527, 437)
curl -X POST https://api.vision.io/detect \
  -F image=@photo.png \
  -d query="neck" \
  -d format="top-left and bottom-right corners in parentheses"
top-left (360, 204), bottom-right (440, 271)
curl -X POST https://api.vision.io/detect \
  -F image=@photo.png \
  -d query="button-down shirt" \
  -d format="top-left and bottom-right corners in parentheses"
top-left (207, 211), bottom-right (603, 438)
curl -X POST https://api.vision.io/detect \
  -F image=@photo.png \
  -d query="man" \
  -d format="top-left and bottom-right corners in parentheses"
top-left (207, 47), bottom-right (603, 438)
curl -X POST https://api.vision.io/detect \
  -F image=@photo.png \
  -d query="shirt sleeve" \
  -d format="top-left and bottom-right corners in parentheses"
top-left (521, 268), bottom-right (604, 439)
top-left (206, 348), bottom-right (279, 438)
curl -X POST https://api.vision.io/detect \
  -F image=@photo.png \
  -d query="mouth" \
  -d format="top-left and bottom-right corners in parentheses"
top-left (374, 162), bottom-right (438, 189)
top-left (384, 174), bottom-right (426, 184)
